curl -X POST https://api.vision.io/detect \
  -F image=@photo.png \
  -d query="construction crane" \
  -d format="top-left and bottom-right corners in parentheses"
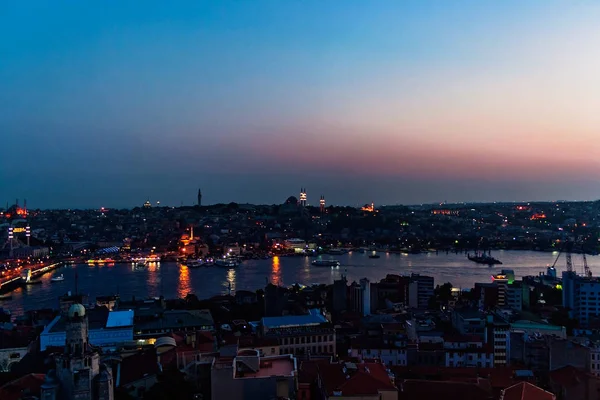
top-left (584, 253), bottom-right (592, 278)
top-left (551, 240), bottom-right (574, 273)
top-left (566, 248), bottom-right (573, 273)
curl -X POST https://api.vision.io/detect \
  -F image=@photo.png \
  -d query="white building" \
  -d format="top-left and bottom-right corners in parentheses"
top-left (444, 337), bottom-right (494, 368)
top-left (41, 309), bottom-right (134, 351)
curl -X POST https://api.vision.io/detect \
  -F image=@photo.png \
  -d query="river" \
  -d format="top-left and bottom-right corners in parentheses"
top-left (2, 250), bottom-right (598, 315)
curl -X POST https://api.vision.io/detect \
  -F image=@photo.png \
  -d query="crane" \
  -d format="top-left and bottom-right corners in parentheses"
top-left (584, 253), bottom-right (592, 278)
top-left (551, 240), bottom-right (574, 273)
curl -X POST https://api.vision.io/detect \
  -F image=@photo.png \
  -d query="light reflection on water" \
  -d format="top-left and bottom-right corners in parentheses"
top-left (271, 256), bottom-right (281, 286)
top-left (225, 268), bottom-right (236, 295)
top-left (3, 250), bottom-right (600, 315)
top-left (177, 264), bottom-right (191, 299)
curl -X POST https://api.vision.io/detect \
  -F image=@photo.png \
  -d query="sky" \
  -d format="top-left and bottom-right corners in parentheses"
top-left (1, 1), bottom-right (600, 209)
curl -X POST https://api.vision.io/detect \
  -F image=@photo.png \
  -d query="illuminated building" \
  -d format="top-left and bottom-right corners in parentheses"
top-left (143, 199), bottom-right (151, 208)
top-left (319, 195), bottom-right (325, 213)
top-left (530, 213), bottom-right (547, 220)
top-left (299, 187), bottom-right (307, 207)
top-left (432, 209), bottom-right (459, 216)
top-left (361, 202), bottom-right (376, 213)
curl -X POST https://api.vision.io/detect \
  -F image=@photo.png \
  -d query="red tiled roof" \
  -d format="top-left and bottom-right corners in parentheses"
top-left (549, 365), bottom-right (598, 388)
top-left (501, 382), bottom-right (555, 400)
top-left (399, 379), bottom-right (493, 400)
top-left (299, 359), bottom-right (329, 384)
top-left (319, 362), bottom-right (397, 396)
top-left (391, 366), bottom-right (519, 390)
top-left (0, 373), bottom-right (45, 400)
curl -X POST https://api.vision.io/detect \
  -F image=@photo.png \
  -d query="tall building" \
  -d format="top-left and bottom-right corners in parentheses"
top-left (40, 304), bottom-right (114, 400)
top-left (197, 188), bottom-right (202, 206)
top-left (332, 275), bottom-right (348, 313)
top-left (319, 195), bottom-right (325, 213)
top-left (562, 271), bottom-right (600, 326)
top-left (410, 273), bottom-right (434, 309)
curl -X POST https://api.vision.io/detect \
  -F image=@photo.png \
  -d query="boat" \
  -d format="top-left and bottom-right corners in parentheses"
top-left (186, 259), bottom-right (204, 268)
top-left (215, 258), bottom-right (238, 268)
top-left (311, 259), bottom-right (340, 267)
top-left (51, 274), bottom-right (65, 282)
top-left (327, 248), bottom-right (346, 255)
top-left (368, 254), bottom-right (381, 259)
top-left (134, 261), bottom-right (147, 270)
top-left (467, 252), bottom-right (502, 265)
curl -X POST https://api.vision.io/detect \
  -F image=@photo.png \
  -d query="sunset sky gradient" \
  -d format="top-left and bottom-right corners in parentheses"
top-left (1, 1), bottom-right (600, 208)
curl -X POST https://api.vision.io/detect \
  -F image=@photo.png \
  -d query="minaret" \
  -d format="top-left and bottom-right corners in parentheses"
top-left (300, 188), bottom-right (307, 207)
top-left (320, 195), bottom-right (325, 213)
top-left (197, 188), bottom-right (202, 206)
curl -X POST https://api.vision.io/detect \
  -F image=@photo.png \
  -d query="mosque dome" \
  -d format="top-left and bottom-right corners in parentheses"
top-left (284, 196), bottom-right (298, 205)
top-left (68, 303), bottom-right (86, 318)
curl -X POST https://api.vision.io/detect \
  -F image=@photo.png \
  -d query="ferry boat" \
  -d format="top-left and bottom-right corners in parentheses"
top-left (185, 259), bottom-right (204, 268)
top-left (327, 248), bottom-right (346, 255)
top-left (51, 274), bottom-right (65, 282)
top-left (368, 254), bottom-right (381, 259)
top-left (467, 252), bottom-right (502, 265)
top-left (134, 261), bottom-right (147, 270)
top-left (311, 259), bottom-right (340, 267)
top-left (215, 258), bottom-right (238, 268)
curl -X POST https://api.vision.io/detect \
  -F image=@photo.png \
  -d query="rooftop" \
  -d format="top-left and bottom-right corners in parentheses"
top-left (319, 362), bottom-right (397, 397)
top-left (511, 320), bottom-right (563, 331)
top-left (399, 379), bottom-right (492, 400)
top-left (106, 310), bottom-right (134, 328)
top-left (135, 309), bottom-right (214, 332)
top-left (0, 373), bottom-right (45, 400)
top-left (501, 382), bottom-right (555, 400)
top-left (234, 355), bottom-right (296, 379)
top-left (262, 310), bottom-right (327, 329)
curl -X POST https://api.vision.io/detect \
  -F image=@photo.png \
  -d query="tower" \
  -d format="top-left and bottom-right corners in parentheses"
top-left (319, 195), bottom-right (325, 213)
top-left (197, 188), bottom-right (202, 206)
top-left (41, 304), bottom-right (114, 400)
top-left (7, 226), bottom-right (14, 258)
top-left (299, 188), bottom-right (307, 207)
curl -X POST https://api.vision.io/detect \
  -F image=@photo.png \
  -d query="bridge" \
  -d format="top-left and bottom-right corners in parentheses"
top-left (0, 262), bottom-right (63, 294)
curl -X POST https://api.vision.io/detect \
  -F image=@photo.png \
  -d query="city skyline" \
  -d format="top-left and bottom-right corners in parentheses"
top-left (2, 1), bottom-right (600, 208)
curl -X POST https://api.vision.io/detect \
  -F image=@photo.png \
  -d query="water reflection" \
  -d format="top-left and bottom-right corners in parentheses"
top-left (177, 265), bottom-right (191, 298)
top-left (224, 268), bottom-right (236, 295)
top-left (146, 262), bottom-right (160, 296)
top-left (271, 256), bottom-right (281, 286)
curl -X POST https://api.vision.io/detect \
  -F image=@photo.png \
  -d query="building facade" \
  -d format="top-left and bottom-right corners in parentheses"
top-left (40, 303), bottom-right (114, 400)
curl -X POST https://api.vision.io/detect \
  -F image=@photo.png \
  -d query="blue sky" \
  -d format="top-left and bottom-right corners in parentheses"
top-left (2, 1), bottom-right (599, 208)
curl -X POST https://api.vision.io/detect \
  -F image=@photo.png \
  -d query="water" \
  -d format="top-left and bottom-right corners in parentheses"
top-left (2, 250), bottom-right (599, 315)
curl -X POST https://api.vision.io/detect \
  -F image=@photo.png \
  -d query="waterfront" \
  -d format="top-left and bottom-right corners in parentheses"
top-left (2, 250), bottom-right (600, 315)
